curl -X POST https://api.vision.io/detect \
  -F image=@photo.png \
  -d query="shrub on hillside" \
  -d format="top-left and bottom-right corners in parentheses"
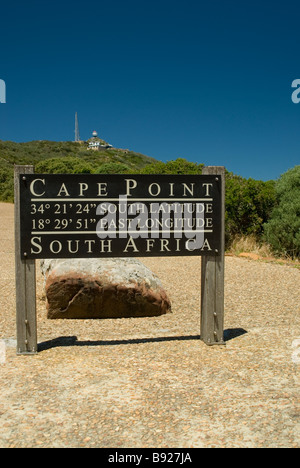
top-left (263, 166), bottom-right (300, 258)
top-left (35, 157), bottom-right (94, 174)
top-left (0, 167), bottom-right (14, 202)
top-left (225, 173), bottom-right (276, 245)
top-left (140, 158), bottom-right (204, 175)
top-left (95, 162), bottom-right (131, 174)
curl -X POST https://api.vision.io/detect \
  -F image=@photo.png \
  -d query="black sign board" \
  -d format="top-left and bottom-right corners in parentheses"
top-left (19, 174), bottom-right (222, 259)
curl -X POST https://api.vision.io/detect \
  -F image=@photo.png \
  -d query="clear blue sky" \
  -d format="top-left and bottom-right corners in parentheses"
top-left (1, 0), bottom-right (300, 181)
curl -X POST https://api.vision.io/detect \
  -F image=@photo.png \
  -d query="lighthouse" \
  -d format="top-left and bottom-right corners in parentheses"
top-left (87, 130), bottom-right (113, 150)
top-left (88, 130), bottom-right (101, 150)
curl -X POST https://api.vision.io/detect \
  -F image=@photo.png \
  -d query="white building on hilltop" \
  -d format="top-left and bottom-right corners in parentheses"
top-left (87, 130), bottom-right (112, 150)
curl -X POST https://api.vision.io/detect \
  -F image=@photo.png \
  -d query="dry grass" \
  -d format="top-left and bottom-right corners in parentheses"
top-left (228, 234), bottom-right (300, 268)
top-left (228, 235), bottom-right (272, 257)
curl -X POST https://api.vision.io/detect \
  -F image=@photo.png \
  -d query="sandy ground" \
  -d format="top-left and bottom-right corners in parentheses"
top-left (0, 202), bottom-right (299, 448)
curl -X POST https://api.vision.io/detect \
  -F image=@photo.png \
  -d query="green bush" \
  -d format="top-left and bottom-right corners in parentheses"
top-left (0, 167), bottom-right (14, 202)
top-left (95, 162), bottom-right (130, 174)
top-left (225, 173), bottom-right (276, 245)
top-left (35, 157), bottom-right (94, 174)
top-left (140, 158), bottom-right (204, 175)
top-left (263, 166), bottom-right (300, 258)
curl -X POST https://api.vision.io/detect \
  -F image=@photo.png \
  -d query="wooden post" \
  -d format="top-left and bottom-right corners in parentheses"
top-left (201, 166), bottom-right (225, 345)
top-left (14, 165), bottom-right (38, 354)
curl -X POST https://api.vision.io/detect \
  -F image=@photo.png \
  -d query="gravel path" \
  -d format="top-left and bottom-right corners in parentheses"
top-left (0, 202), bottom-right (299, 448)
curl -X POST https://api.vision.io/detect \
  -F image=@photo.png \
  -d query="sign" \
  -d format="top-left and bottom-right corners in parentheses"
top-left (19, 174), bottom-right (222, 259)
top-left (15, 166), bottom-right (226, 354)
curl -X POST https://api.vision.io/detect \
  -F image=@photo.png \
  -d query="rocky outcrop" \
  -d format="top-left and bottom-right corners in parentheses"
top-left (41, 258), bottom-right (171, 319)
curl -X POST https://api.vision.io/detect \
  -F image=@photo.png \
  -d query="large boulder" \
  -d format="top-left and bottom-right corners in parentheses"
top-left (40, 258), bottom-right (171, 319)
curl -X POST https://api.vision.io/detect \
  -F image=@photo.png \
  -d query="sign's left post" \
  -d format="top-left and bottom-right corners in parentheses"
top-left (14, 166), bottom-right (38, 354)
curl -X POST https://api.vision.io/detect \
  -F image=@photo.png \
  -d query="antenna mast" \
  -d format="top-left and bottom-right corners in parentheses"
top-left (75, 112), bottom-right (80, 142)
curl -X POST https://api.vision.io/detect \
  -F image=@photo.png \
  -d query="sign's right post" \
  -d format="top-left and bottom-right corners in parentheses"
top-left (201, 166), bottom-right (225, 345)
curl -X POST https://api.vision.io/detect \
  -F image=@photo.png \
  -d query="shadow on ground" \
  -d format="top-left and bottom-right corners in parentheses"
top-left (38, 328), bottom-right (247, 352)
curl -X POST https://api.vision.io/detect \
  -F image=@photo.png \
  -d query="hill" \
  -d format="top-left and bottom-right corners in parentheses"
top-left (0, 139), bottom-right (157, 202)
top-left (1, 139), bottom-right (299, 258)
